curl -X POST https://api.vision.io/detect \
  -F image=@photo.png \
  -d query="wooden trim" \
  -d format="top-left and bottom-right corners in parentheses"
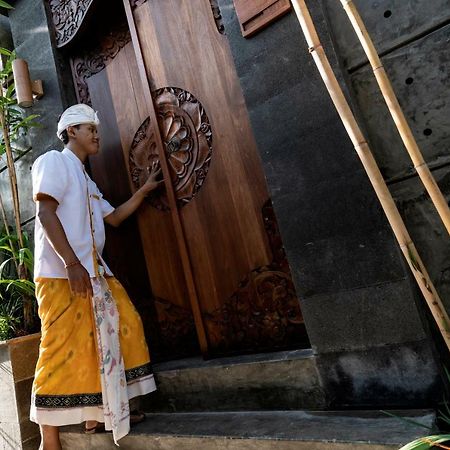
top-left (69, 24), bottom-right (131, 105)
top-left (48, 0), bottom-right (95, 48)
top-left (123, 0), bottom-right (209, 356)
top-left (233, 0), bottom-right (291, 38)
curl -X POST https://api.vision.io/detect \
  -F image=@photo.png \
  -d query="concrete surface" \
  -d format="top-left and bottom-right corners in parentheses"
top-left (60, 409), bottom-right (436, 450)
top-left (146, 349), bottom-right (326, 412)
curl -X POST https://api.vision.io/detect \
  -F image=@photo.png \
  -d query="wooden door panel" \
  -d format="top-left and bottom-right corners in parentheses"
top-left (103, 44), bottom-right (182, 303)
top-left (134, 1), bottom-right (271, 303)
top-left (131, 0), bottom-right (307, 353)
top-left (84, 41), bottom-right (199, 358)
top-left (85, 68), bottom-right (164, 356)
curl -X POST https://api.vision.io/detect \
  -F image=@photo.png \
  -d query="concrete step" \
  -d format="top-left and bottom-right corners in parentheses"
top-left (60, 409), bottom-right (435, 449)
top-left (146, 349), bottom-right (327, 412)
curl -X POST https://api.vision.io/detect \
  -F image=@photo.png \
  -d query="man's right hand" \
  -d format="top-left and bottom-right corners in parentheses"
top-left (67, 263), bottom-right (93, 298)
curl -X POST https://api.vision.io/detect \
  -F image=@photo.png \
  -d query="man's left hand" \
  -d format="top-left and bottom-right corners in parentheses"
top-left (141, 160), bottom-right (163, 195)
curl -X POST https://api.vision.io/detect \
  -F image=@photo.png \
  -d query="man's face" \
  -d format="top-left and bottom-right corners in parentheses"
top-left (71, 123), bottom-right (100, 155)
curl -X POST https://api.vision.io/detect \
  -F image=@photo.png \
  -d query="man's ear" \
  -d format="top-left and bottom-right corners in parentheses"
top-left (66, 125), bottom-right (77, 139)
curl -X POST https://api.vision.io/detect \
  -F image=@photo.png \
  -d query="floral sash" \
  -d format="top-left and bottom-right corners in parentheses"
top-left (91, 268), bottom-right (130, 445)
top-left (84, 168), bottom-right (130, 444)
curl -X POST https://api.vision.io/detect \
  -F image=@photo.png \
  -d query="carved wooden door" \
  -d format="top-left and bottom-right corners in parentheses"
top-left (68, 0), bottom-right (308, 359)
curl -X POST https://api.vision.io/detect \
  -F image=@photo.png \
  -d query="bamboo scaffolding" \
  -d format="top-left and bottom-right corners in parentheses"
top-left (290, 0), bottom-right (450, 351)
top-left (339, 0), bottom-right (450, 236)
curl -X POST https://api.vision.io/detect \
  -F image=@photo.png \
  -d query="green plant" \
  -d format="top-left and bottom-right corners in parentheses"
top-left (0, 229), bottom-right (36, 339)
top-left (392, 366), bottom-right (450, 449)
top-left (0, 41), bottom-right (40, 335)
top-left (0, 298), bottom-right (21, 340)
top-left (399, 435), bottom-right (450, 450)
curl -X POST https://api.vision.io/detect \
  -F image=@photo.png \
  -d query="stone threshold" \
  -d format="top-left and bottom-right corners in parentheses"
top-left (61, 409), bottom-right (435, 450)
top-left (153, 348), bottom-right (315, 372)
top-left (145, 349), bottom-right (326, 412)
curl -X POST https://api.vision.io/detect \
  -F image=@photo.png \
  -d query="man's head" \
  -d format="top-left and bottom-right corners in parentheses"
top-left (57, 104), bottom-right (100, 155)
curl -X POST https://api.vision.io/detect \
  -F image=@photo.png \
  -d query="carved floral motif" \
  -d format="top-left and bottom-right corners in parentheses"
top-left (71, 25), bottom-right (131, 105)
top-left (204, 200), bottom-right (305, 353)
top-left (49, 0), bottom-right (224, 48)
top-left (129, 87), bottom-right (213, 210)
top-left (154, 297), bottom-right (198, 356)
top-left (48, 0), bottom-right (94, 47)
top-left (209, 0), bottom-right (225, 34)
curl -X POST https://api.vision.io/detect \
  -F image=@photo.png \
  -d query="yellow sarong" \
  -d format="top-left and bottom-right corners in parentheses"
top-left (30, 277), bottom-right (156, 426)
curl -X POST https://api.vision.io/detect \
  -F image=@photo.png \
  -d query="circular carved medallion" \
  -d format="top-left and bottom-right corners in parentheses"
top-left (129, 87), bottom-right (213, 210)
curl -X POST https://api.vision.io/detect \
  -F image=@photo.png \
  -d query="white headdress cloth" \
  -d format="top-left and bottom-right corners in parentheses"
top-left (57, 104), bottom-right (100, 139)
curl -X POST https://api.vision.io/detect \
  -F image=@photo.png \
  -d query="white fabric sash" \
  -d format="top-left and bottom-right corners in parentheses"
top-left (91, 268), bottom-right (130, 445)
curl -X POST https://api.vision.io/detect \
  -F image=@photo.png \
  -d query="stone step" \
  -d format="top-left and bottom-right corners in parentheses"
top-left (60, 409), bottom-right (435, 450)
top-left (146, 349), bottom-right (327, 412)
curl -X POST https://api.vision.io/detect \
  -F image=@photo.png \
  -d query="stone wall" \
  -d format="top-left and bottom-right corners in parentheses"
top-left (218, 0), bottom-right (445, 407)
top-left (0, 334), bottom-right (40, 450)
top-left (1, 0), bottom-right (75, 237)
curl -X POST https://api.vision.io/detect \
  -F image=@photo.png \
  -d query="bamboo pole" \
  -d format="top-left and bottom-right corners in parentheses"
top-left (0, 189), bottom-right (18, 272)
top-left (0, 80), bottom-right (34, 330)
top-left (339, 0), bottom-right (450, 236)
top-left (0, 91), bottom-right (24, 252)
top-left (290, 0), bottom-right (450, 351)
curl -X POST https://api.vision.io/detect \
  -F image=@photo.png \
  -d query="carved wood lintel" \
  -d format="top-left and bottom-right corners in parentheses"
top-left (48, 0), bottom-right (95, 48)
top-left (71, 24), bottom-right (131, 105)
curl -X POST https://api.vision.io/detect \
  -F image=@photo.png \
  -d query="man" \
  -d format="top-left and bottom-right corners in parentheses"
top-left (30, 104), bottom-right (162, 449)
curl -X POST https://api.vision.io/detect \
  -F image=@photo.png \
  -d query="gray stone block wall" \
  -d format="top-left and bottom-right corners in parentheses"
top-left (218, 0), bottom-right (443, 407)
top-left (2, 0), bottom-right (75, 231)
top-left (321, 1), bottom-right (450, 320)
top-left (321, 0), bottom-right (450, 368)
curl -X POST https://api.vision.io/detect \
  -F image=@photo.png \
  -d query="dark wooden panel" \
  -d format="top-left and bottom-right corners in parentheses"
top-left (104, 42), bottom-right (200, 358)
top-left (132, 0), bottom-right (307, 355)
top-left (233, 0), bottom-right (291, 37)
top-left (86, 69), bottom-right (166, 358)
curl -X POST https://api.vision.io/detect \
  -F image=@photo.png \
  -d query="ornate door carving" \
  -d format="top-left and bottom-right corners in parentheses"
top-left (60, 0), bottom-right (308, 359)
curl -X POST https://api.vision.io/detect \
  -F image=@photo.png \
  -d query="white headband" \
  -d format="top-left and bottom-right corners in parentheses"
top-left (57, 104), bottom-right (100, 139)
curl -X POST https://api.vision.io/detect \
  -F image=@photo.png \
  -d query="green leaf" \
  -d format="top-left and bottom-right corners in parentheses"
top-left (0, 279), bottom-right (35, 297)
top-left (0, 1), bottom-right (13, 9)
top-left (6, 84), bottom-right (15, 98)
top-left (399, 435), bottom-right (450, 450)
top-left (8, 108), bottom-right (22, 117)
top-left (22, 114), bottom-right (40, 121)
top-left (18, 247), bottom-right (33, 274)
top-left (0, 257), bottom-right (13, 279)
top-left (380, 410), bottom-right (433, 431)
top-left (0, 47), bottom-right (12, 56)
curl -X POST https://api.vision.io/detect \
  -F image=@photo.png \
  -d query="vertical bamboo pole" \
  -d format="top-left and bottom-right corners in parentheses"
top-left (291, 0), bottom-right (450, 352)
top-left (340, 0), bottom-right (450, 236)
top-left (0, 190), bottom-right (18, 271)
top-left (0, 108), bottom-right (24, 251)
